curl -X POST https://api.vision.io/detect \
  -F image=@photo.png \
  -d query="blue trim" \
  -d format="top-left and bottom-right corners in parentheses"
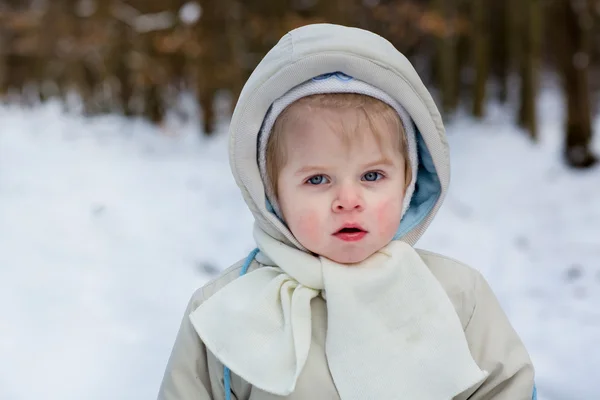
top-left (532, 383), bottom-right (537, 400)
top-left (224, 367), bottom-right (232, 400)
top-left (312, 71), bottom-right (353, 81)
top-left (241, 248), bottom-right (260, 275)
top-left (223, 248), bottom-right (260, 400)
top-left (393, 126), bottom-right (441, 240)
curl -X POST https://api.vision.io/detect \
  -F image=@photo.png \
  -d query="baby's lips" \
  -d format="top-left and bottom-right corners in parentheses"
top-left (333, 224), bottom-right (367, 234)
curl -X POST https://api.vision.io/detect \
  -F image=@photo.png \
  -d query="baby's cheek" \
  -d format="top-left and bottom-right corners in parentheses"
top-left (376, 198), bottom-right (403, 236)
top-left (291, 209), bottom-right (321, 244)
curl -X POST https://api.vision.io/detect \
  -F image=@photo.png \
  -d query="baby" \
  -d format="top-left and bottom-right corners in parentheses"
top-left (158, 24), bottom-right (535, 400)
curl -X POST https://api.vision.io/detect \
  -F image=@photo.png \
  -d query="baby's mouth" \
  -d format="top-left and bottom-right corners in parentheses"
top-left (336, 227), bottom-right (364, 233)
top-left (333, 226), bottom-right (368, 242)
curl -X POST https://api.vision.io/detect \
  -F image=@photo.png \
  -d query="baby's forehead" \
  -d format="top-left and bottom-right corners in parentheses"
top-left (282, 120), bottom-right (402, 166)
top-left (283, 104), bottom-right (403, 147)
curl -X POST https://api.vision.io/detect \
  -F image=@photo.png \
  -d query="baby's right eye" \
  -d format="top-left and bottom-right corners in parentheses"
top-left (307, 175), bottom-right (329, 185)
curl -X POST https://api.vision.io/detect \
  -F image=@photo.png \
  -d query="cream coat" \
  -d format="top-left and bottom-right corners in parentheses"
top-left (158, 23), bottom-right (535, 400)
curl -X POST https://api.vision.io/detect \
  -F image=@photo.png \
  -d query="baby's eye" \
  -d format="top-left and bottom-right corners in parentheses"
top-left (306, 175), bottom-right (329, 185)
top-left (362, 171), bottom-right (384, 182)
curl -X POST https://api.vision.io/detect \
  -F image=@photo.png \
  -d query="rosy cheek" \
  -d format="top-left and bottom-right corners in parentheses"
top-left (375, 199), bottom-right (402, 236)
top-left (291, 210), bottom-right (321, 243)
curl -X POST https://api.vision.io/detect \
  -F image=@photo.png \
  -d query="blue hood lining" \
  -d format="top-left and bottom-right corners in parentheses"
top-left (393, 126), bottom-right (441, 240)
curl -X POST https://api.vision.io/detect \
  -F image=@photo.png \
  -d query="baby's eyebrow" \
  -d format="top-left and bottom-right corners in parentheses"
top-left (294, 157), bottom-right (396, 176)
top-left (361, 157), bottom-right (395, 169)
top-left (294, 165), bottom-right (328, 176)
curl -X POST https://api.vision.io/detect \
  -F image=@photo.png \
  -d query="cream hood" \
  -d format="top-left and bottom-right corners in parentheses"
top-left (228, 23), bottom-right (448, 250)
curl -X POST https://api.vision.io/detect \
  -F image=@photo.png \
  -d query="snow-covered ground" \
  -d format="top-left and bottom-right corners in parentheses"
top-left (0, 89), bottom-right (598, 400)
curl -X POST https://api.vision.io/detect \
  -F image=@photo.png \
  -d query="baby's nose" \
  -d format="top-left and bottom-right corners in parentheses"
top-left (332, 184), bottom-right (364, 212)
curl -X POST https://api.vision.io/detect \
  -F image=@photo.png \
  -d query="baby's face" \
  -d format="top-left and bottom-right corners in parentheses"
top-left (277, 106), bottom-right (406, 264)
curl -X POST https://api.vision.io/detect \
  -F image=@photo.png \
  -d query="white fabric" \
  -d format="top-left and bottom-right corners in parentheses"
top-left (257, 73), bottom-right (419, 220)
top-left (190, 224), bottom-right (487, 399)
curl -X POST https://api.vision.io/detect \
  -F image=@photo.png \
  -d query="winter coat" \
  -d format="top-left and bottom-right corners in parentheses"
top-left (157, 23), bottom-right (535, 400)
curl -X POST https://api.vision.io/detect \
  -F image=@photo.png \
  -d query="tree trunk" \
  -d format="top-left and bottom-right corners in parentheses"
top-left (490, 0), bottom-right (509, 103)
top-left (113, 22), bottom-right (134, 116)
top-left (37, 0), bottom-right (64, 102)
top-left (471, 0), bottom-right (489, 118)
top-left (517, 0), bottom-right (541, 140)
top-left (194, 0), bottom-right (221, 135)
top-left (224, 0), bottom-right (245, 115)
top-left (435, 0), bottom-right (459, 114)
top-left (555, 0), bottom-right (597, 168)
top-left (507, 0), bottom-right (522, 83)
top-left (61, 0), bottom-right (91, 111)
top-left (0, 26), bottom-right (9, 97)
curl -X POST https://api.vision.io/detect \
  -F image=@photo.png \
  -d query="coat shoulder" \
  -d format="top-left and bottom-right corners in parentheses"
top-left (189, 257), bottom-right (261, 306)
top-left (416, 248), bottom-right (483, 328)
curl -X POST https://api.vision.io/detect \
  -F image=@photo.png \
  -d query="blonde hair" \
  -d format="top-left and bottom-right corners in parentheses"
top-left (266, 93), bottom-right (412, 196)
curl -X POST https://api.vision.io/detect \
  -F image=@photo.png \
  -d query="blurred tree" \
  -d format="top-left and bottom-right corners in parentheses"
top-left (0, 13), bottom-right (10, 97)
top-left (453, 0), bottom-right (471, 108)
top-left (194, 0), bottom-right (244, 135)
top-left (489, 0), bottom-right (509, 103)
top-left (516, 0), bottom-right (541, 140)
top-left (37, 0), bottom-right (64, 101)
top-left (60, 0), bottom-right (92, 110)
top-left (224, 0), bottom-right (246, 114)
top-left (505, 0), bottom-right (521, 102)
top-left (470, 0), bottom-right (489, 118)
top-left (1, 2), bottom-right (40, 102)
top-left (0, 0), bottom-right (596, 169)
top-left (434, 0), bottom-right (459, 114)
top-left (554, 0), bottom-right (598, 168)
top-left (311, 0), bottom-right (358, 26)
top-left (104, 1), bottom-right (135, 116)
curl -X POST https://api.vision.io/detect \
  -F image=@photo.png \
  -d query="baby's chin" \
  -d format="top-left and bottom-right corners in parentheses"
top-left (317, 248), bottom-right (376, 265)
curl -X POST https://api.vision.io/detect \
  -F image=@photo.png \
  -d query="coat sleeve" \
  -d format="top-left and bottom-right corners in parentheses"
top-left (459, 271), bottom-right (536, 400)
top-left (157, 289), bottom-right (214, 400)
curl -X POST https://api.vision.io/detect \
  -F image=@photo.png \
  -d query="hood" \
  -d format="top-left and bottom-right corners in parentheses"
top-left (227, 23), bottom-right (448, 250)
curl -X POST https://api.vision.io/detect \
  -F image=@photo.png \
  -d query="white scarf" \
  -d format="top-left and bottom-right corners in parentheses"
top-left (190, 225), bottom-right (487, 399)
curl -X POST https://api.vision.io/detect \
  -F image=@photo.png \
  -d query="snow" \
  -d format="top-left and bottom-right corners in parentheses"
top-left (1, 88), bottom-right (599, 400)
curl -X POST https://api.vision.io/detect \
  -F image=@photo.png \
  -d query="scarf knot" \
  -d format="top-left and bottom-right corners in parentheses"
top-left (190, 225), bottom-right (487, 399)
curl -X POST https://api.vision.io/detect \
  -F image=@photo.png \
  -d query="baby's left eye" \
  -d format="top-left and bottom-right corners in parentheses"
top-left (362, 171), bottom-right (383, 182)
